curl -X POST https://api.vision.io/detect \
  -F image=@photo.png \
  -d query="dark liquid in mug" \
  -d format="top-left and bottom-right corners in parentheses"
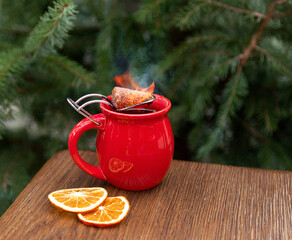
top-left (121, 109), bottom-right (156, 114)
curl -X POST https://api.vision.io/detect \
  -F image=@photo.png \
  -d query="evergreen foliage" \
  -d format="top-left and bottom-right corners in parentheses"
top-left (1, 0), bottom-right (292, 215)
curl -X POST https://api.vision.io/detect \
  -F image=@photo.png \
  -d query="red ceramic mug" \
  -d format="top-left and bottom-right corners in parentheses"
top-left (68, 94), bottom-right (174, 191)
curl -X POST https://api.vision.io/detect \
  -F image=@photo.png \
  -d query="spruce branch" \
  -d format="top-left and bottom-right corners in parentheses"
top-left (167, 69), bottom-right (192, 99)
top-left (135, 0), bottom-right (164, 23)
top-left (44, 54), bottom-right (94, 83)
top-left (158, 34), bottom-right (226, 74)
top-left (14, 54), bottom-right (96, 94)
top-left (238, 0), bottom-right (282, 69)
top-left (175, 2), bottom-right (209, 29)
top-left (0, 26), bottom-right (102, 36)
top-left (197, 128), bottom-right (224, 158)
top-left (0, 0), bottom-right (78, 88)
top-left (194, 54), bottom-right (241, 89)
top-left (254, 45), bottom-right (292, 75)
top-left (189, 88), bottom-right (212, 122)
top-left (237, 118), bottom-right (269, 141)
top-left (181, 2), bottom-right (208, 23)
top-left (272, 10), bottom-right (292, 18)
top-left (263, 104), bottom-right (277, 132)
top-left (0, 0), bottom-right (78, 139)
top-left (207, 0), bottom-right (266, 19)
top-left (0, 49), bottom-right (26, 86)
top-left (217, 70), bottom-right (248, 129)
top-left (24, 0), bottom-right (77, 57)
top-left (274, 0), bottom-right (287, 4)
top-left (200, 0), bottom-right (289, 155)
top-left (198, 70), bottom-right (248, 158)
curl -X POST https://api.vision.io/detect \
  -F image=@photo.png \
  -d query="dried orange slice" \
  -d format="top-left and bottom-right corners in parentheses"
top-left (77, 196), bottom-right (130, 227)
top-left (109, 158), bottom-right (124, 173)
top-left (122, 161), bottom-right (133, 173)
top-left (48, 187), bottom-right (108, 213)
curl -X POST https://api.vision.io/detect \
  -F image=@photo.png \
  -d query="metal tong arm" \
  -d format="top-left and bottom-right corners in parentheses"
top-left (67, 94), bottom-right (115, 126)
top-left (118, 95), bottom-right (156, 111)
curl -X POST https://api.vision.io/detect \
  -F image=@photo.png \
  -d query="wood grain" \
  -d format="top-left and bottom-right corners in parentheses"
top-left (0, 150), bottom-right (291, 239)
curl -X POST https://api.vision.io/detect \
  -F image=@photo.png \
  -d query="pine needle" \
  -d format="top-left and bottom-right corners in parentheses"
top-left (24, 0), bottom-right (77, 57)
top-left (217, 70), bottom-right (248, 129)
top-left (44, 54), bottom-right (94, 83)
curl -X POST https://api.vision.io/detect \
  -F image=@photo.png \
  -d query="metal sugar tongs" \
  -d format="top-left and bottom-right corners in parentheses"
top-left (67, 93), bottom-right (156, 126)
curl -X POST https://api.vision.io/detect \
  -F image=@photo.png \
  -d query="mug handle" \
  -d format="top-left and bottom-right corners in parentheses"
top-left (68, 114), bottom-right (107, 181)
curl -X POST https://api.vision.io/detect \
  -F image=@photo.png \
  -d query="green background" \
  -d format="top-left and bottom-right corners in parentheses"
top-left (1, 0), bottom-right (292, 215)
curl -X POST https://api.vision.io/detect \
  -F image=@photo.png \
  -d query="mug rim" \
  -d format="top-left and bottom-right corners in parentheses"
top-left (100, 94), bottom-right (171, 119)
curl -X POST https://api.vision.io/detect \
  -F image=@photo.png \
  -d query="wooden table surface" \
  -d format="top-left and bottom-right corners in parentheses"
top-left (0, 150), bottom-right (291, 239)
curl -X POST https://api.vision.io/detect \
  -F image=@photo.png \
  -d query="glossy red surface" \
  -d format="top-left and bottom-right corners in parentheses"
top-left (68, 94), bottom-right (174, 191)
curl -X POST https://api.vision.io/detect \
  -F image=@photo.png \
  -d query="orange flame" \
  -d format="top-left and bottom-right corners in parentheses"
top-left (113, 70), bottom-right (155, 94)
